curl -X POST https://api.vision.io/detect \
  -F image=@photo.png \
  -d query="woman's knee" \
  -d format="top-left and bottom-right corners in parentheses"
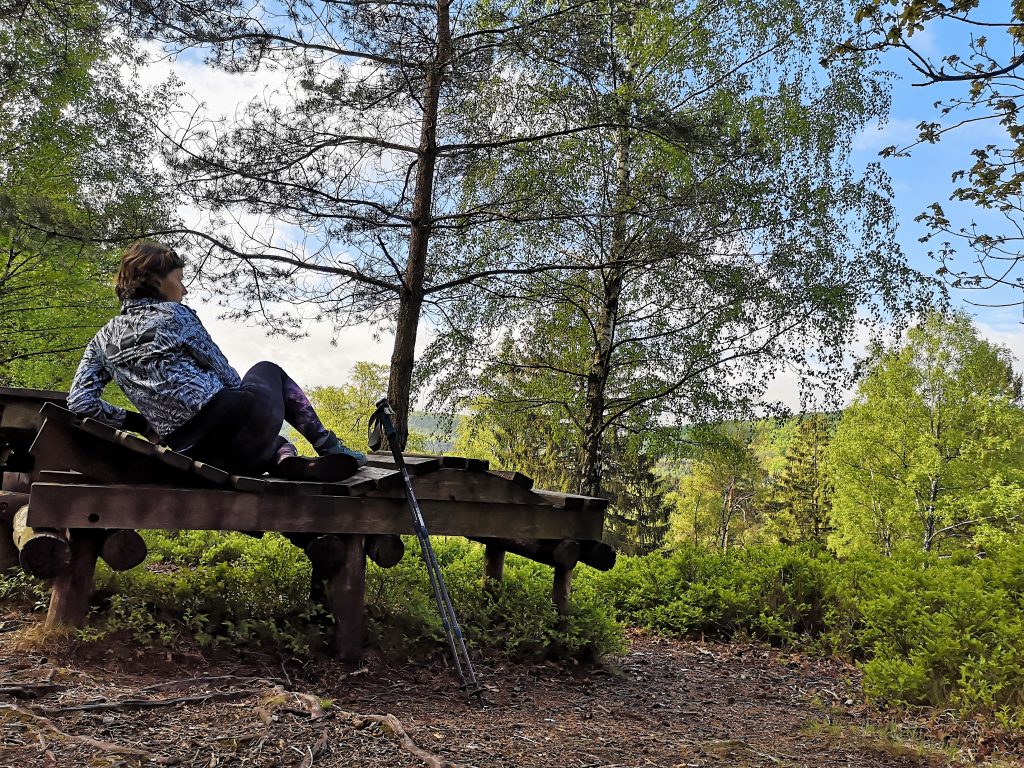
top-left (243, 360), bottom-right (285, 383)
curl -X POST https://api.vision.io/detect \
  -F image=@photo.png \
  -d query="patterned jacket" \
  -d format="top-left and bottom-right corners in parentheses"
top-left (68, 299), bottom-right (242, 438)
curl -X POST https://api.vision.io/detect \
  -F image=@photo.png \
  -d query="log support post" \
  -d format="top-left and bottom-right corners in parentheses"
top-left (100, 529), bottom-right (147, 571)
top-left (13, 504), bottom-right (70, 579)
top-left (483, 543), bottom-right (505, 589)
top-left (552, 564), bottom-right (573, 617)
top-left (0, 491), bottom-right (29, 571)
top-left (45, 528), bottom-right (104, 630)
top-left (325, 534), bottom-right (366, 661)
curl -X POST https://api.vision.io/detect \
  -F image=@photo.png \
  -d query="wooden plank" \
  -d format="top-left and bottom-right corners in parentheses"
top-left (1, 390), bottom-right (65, 431)
top-left (26, 483), bottom-right (606, 540)
top-left (366, 454), bottom-right (441, 475)
top-left (439, 455), bottom-right (468, 470)
top-left (29, 417), bottom-right (216, 488)
top-left (190, 461), bottom-right (230, 485)
top-left (368, 468), bottom-right (553, 506)
top-left (36, 470), bottom-right (96, 484)
top-left (488, 470), bottom-right (534, 489)
top-left (0, 386), bottom-right (68, 402)
top-left (533, 489), bottom-right (608, 512)
top-left (229, 475), bottom-right (267, 493)
top-left (264, 478), bottom-right (324, 496)
top-left (319, 466), bottom-right (401, 497)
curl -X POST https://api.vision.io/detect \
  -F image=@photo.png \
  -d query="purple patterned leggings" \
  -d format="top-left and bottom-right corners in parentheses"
top-left (167, 361), bottom-right (330, 475)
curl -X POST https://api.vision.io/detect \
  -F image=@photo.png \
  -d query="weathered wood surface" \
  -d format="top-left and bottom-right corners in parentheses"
top-left (13, 504), bottom-right (70, 579)
top-left (483, 544), bottom-right (505, 586)
top-left (27, 483), bottom-right (606, 540)
top-left (45, 529), bottom-right (103, 630)
top-left (100, 529), bottom-right (148, 571)
top-left (471, 537), bottom-right (581, 569)
top-left (30, 415), bottom-right (214, 488)
top-left (368, 468), bottom-right (552, 506)
top-left (365, 534), bottom-right (404, 568)
top-left (366, 454), bottom-right (442, 475)
top-left (326, 534), bottom-right (365, 661)
top-left (533, 489), bottom-right (608, 512)
top-left (0, 490), bottom-right (28, 570)
top-left (487, 470), bottom-right (534, 489)
top-left (552, 564), bottom-right (573, 616)
top-left (0, 388), bottom-right (65, 473)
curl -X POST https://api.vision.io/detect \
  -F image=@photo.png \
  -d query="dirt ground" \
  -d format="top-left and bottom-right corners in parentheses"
top-left (0, 628), bottom-right (1020, 768)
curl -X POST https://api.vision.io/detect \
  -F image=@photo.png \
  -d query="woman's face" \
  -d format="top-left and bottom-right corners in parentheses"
top-left (156, 268), bottom-right (187, 303)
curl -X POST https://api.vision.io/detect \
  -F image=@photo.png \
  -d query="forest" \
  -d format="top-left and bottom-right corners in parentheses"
top-left (2, 0), bottom-right (1024, 764)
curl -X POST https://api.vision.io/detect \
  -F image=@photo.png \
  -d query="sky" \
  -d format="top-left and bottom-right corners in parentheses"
top-left (138, 14), bottom-right (1024, 406)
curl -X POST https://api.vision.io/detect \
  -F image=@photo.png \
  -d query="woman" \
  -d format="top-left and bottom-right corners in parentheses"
top-left (68, 241), bottom-right (366, 481)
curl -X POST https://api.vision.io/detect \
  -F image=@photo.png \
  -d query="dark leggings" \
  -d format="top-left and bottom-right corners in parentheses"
top-left (166, 361), bottom-right (329, 475)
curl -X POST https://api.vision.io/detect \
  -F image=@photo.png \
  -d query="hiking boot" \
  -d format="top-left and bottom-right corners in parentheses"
top-left (272, 452), bottom-right (360, 482)
top-left (313, 431), bottom-right (368, 466)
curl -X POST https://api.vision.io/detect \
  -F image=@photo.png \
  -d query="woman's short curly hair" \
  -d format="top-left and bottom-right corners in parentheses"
top-left (115, 241), bottom-right (184, 301)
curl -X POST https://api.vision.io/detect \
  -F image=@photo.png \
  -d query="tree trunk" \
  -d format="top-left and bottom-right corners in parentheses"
top-left (579, 122), bottom-right (631, 498)
top-left (719, 478), bottom-right (735, 552)
top-left (386, 0), bottom-right (452, 450)
top-left (923, 476), bottom-right (939, 552)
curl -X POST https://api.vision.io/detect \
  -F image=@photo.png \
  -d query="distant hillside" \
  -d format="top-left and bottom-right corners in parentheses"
top-left (408, 411), bottom-right (465, 454)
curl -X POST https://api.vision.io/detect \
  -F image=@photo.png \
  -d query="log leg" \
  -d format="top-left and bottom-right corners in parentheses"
top-left (45, 529), bottom-right (103, 630)
top-left (552, 564), bottom-right (573, 616)
top-left (0, 491), bottom-right (28, 571)
top-left (100, 529), bottom-right (148, 571)
top-left (325, 534), bottom-right (365, 661)
top-left (483, 544), bottom-right (505, 590)
top-left (14, 505), bottom-right (70, 579)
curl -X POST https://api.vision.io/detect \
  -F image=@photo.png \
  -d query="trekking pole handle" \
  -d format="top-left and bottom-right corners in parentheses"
top-left (370, 399), bottom-right (398, 451)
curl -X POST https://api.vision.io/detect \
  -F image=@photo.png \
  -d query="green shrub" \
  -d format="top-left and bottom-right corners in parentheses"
top-left (86, 532), bottom-right (624, 661)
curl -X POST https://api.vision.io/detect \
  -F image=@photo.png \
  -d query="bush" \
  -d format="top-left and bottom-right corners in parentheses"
top-left (587, 543), bottom-right (833, 644)
top-left (584, 542), bottom-right (1024, 724)
top-left (87, 532), bottom-right (625, 661)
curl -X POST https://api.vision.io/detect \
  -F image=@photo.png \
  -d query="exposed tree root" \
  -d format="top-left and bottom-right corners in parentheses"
top-left (351, 712), bottom-right (464, 768)
top-left (297, 728), bottom-right (329, 768)
top-left (0, 683), bottom-right (66, 698)
top-left (139, 675), bottom-right (287, 693)
top-left (0, 702), bottom-right (179, 764)
top-left (41, 688), bottom-right (269, 715)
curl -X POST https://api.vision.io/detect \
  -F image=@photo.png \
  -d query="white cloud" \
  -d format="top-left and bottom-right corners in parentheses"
top-left (975, 318), bottom-right (1024, 375)
top-left (853, 117), bottom-right (919, 154)
top-left (191, 301), bottom-right (392, 388)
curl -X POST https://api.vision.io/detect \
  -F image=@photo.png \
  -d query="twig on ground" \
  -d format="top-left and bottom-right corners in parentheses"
top-left (351, 712), bottom-right (464, 768)
top-left (0, 684), bottom-right (66, 698)
top-left (41, 688), bottom-right (269, 715)
top-left (138, 676), bottom-right (286, 693)
top-left (297, 728), bottom-right (330, 768)
top-left (0, 702), bottom-right (179, 765)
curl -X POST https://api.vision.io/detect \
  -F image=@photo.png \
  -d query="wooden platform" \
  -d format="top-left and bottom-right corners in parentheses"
top-left (0, 386), bottom-right (614, 659)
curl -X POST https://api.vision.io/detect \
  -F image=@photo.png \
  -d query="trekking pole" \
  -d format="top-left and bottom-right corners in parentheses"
top-left (369, 399), bottom-right (483, 699)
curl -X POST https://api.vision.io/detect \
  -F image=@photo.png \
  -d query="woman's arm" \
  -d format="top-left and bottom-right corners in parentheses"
top-left (174, 304), bottom-right (243, 388)
top-left (67, 336), bottom-right (131, 427)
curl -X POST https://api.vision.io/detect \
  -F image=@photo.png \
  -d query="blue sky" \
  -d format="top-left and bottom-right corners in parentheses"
top-left (851, 15), bottom-right (1024, 347)
top-left (150, 13), bottom-right (1024, 393)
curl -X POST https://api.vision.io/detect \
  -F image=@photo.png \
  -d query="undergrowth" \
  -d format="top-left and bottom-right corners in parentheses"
top-left (4, 537), bottom-right (1024, 726)
top-left (83, 532), bottom-right (624, 662)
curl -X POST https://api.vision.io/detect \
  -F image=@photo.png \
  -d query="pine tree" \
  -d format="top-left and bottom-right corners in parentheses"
top-left (770, 414), bottom-right (834, 545)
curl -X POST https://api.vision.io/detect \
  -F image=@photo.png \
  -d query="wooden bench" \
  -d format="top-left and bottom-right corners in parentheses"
top-left (0, 387), bottom-right (614, 658)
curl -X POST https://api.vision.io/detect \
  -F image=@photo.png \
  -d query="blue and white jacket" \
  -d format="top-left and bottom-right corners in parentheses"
top-left (68, 299), bottom-right (242, 438)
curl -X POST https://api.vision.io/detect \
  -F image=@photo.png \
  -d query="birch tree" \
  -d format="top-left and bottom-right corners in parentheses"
top-left (425, 0), bottom-right (932, 496)
top-left (0, 0), bottom-right (168, 384)
top-left (828, 312), bottom-right (1024, 555)
top-left (111, 0), bottom-right (641, 446)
